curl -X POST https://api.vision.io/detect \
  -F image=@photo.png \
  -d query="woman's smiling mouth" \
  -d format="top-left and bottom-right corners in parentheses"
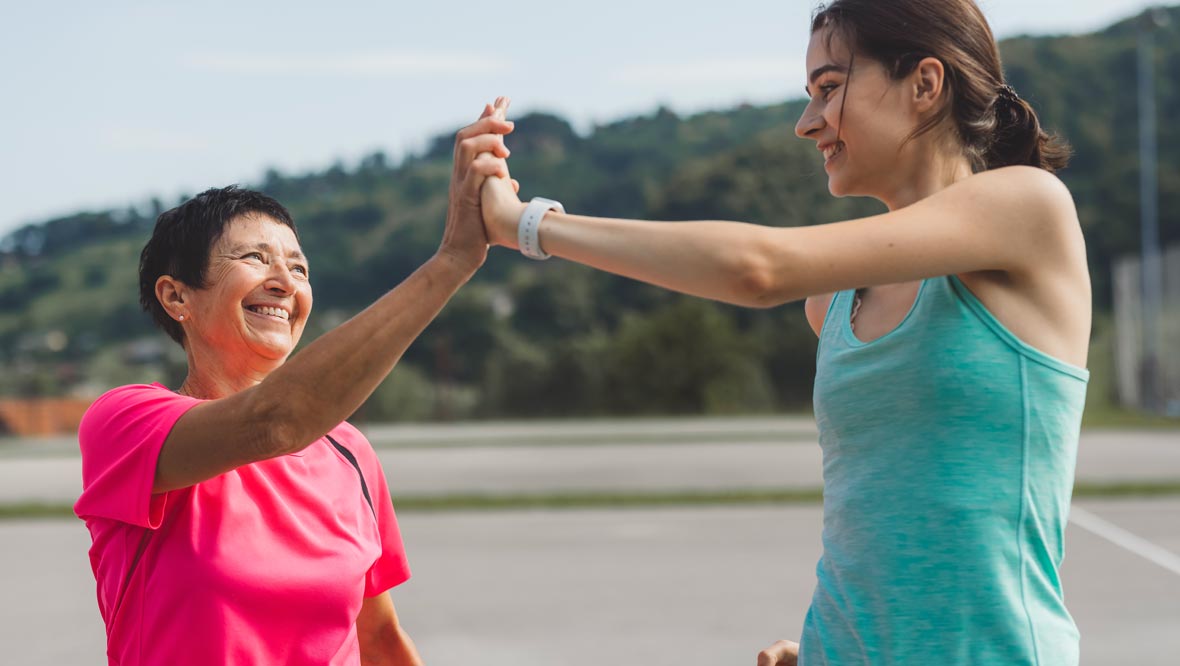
top-left (245, 305), bottom-right (291, 321)
top-left (823, 142), bottom-right (845, 163)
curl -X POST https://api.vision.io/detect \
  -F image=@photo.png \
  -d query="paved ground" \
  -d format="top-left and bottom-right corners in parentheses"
top-left (3, 499), bottom-right (1178, 666)
top-left (0, 420), bottom-right (1176, 504)
top-left (1, 418), bottom-right (1176, 664)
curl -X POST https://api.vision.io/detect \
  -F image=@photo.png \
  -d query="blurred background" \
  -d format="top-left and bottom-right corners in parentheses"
top-left (0, 2), bottom-right (1178, 665)
top-left (1, 0), bottom-right (1178, 426)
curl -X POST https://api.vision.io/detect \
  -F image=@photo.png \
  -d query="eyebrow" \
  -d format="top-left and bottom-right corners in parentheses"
top-left (806, 63), bottom-right (849, 93)
top-left (228, 242), bottom-right (305, 261)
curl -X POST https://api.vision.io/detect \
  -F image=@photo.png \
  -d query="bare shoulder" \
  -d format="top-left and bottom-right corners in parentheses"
top-left (965, 166), bottom-right (1078, 227)
top-left (943, 167), bottom-right (1085, 275)
top-left (804, 293), bottom-right (835, 337)
top-left (956, 168), bottom-right (1091, 366)
top-left (994, 166), bottom-right (1085, 258)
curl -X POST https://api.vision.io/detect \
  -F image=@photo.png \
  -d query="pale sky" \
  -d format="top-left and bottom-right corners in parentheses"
top-left (0, 0), bottom-right (1167, 236)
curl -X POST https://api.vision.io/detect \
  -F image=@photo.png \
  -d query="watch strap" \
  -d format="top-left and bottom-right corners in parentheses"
top-left (518, 197), bottom-right (564, 261)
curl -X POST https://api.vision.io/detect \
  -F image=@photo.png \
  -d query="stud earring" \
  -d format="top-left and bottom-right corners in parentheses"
top-left (178, 315), bottom-right (185, 321)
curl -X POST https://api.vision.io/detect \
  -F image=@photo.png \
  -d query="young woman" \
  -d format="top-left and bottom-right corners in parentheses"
top-left (481, 1), bottom-right (1091, 663)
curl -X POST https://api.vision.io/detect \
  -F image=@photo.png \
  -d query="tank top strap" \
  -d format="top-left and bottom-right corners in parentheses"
top-left (817, 289), bottom-right (854, 355)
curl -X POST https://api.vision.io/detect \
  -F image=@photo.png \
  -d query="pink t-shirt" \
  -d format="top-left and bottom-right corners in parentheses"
top-left (74, 383), bottom-right (411, 665)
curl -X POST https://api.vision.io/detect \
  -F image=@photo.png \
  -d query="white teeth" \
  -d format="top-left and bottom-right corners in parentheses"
top-left (824, 143), bottom-right (844, 161)
top-left (249, 305), bottom-right (290, 320)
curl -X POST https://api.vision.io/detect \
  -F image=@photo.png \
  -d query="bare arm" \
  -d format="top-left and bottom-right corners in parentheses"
top-left (154, 102), bottom-right (514, 493)
top-left (357, 593), bottom-right (423, 666)
top-left (482, 166), bottom-right (1085, 308)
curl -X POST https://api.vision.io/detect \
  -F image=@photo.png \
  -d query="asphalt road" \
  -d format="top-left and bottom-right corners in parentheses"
top-left (3, 499), bottom-right (1178, 665)
top-left (0, 421), bottom-right (1176, 504)
top-left (1, 419), bottom-right (1176, 664)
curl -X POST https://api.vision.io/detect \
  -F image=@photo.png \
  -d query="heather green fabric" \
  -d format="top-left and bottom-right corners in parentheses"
top-left (800, 276), bottom-right (1088, 665)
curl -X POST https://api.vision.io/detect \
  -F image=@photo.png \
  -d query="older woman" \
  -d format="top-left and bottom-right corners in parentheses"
top-left (73, 99), bottom-right (516, 665)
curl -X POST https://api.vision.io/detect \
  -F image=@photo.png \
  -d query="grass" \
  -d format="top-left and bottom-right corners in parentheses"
top-left (365, 430), bottom-right (819, 450)
top-left (10, 480), bottom-right (1180, 521)
top-left (1081, 404), bottom-right (1180, 430)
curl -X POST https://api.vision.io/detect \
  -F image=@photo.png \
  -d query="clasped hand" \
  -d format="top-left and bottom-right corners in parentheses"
top-left (438, 97), bottom-right (520, 273)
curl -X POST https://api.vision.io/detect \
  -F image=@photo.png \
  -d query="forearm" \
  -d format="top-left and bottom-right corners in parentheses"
top-left (538, 211), bottom-right (786, 307)
top-left (360, 625), bottom-right (422, 666)
top-left (251, 253), bottom-right (473, 454)
top-left (357, 593), bottom-right (423, 666)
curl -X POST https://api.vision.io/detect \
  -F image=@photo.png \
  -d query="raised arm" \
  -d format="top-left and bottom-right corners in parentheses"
top-left (153, 101), bottom-right (514, 493)
top-left (481, 165), bottom-right (1084, 308)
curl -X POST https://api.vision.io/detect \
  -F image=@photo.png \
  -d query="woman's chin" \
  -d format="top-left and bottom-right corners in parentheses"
top-left (247, 334), bottom-right (296, 362)
top-left (826, 174), bottom-right (864, 199)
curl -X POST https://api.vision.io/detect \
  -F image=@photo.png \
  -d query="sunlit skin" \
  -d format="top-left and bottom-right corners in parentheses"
top-left (796, 29), bottom-right (975, 211)
top-left (794, 27), bottom-right (989, 346)
top-left (476, 27), bottom-right (1088, 666)
top-left (126, 99), bottom-right (517, 666)
top-left (155, 214), bottom-right (313, 399)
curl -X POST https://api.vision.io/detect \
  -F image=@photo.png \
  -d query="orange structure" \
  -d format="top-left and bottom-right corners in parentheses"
top-left (0, 398), bottom-right (94, 437)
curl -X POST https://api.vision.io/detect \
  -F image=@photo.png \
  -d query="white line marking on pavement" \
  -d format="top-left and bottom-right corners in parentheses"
top-left (1070, 506), bottom-right (1180, 577)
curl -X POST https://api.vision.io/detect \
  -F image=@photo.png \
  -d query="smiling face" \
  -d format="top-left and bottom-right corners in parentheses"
top-left (794, 29), bottom-right (920, 200)
top-left (182, 214), bottom-right (313, 366)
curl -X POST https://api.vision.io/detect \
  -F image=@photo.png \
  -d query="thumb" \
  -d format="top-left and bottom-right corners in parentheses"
top-left (756, 640), bottom-right (799, 666)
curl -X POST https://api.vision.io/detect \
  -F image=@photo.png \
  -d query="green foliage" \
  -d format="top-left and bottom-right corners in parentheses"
top-left (2, 8), bottom-right (1178, 417)
top-left (360, 364), bottom-right (439, 422)
top-left (603, 298), bottom-right (775, 415)
top-left (480, 330), bottom-right (599, 417)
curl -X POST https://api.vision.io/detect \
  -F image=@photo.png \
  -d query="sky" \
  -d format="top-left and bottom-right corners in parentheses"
top-left (0, 0), bottom-right (1168, 236)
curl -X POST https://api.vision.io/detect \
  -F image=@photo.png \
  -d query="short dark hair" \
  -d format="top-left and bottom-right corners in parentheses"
top-left (138, 185), bottom-right (298, 345)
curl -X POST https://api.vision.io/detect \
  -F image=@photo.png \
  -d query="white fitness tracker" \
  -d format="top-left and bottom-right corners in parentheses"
top-left (518, 197), bottom-right (564, 261)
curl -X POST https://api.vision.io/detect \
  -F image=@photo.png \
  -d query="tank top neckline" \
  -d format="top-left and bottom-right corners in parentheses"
top-left (840, 279), bottom-right (929, 348)
top-left (826, 276), bottom-right (1089, 381)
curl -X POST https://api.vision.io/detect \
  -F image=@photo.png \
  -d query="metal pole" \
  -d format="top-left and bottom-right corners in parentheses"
top-left (1138, 8), bottom-right (1165, 413)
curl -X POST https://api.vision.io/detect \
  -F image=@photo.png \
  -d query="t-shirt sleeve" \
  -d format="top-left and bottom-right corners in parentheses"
top-left (338, 423), bottom-right (412, 596)
top-left (73, 384), bottom-right (201, 528)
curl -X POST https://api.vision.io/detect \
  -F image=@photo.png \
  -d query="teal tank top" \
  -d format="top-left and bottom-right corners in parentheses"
top-left (801, 276), bottom-right (1089, 665)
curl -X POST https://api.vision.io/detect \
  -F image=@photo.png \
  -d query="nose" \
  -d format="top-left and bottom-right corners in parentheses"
top-left (264, 262), bottom-right (295, 295)
top-left (795, 101), bottom-right (824, 140)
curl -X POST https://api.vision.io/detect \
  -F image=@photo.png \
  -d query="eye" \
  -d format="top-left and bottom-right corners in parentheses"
top-left (243, 252), bottom-right (264, 261)
top-left (807, 81), bottom-right (840, 101)
top-left (291, 264), bottom-right (309, 276)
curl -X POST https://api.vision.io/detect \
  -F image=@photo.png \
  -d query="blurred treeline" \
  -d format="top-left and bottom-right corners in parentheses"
top-left (1, 8), bottom-right (1177, 420)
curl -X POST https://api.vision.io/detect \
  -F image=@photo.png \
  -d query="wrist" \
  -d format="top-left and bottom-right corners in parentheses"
top-left (495, 202), bottom-right (529, 248)
top-left (517, 197), bottom-right (564, 260)
top-left (428, 247), bottom-right (482, 285)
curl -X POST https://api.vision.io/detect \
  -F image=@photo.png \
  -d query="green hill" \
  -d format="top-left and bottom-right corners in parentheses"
top-left (2, 7), bottom-right (1177, 419)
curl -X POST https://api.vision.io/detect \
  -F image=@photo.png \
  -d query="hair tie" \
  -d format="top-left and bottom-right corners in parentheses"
top-left (996, 83), bottom-right (1020, 104)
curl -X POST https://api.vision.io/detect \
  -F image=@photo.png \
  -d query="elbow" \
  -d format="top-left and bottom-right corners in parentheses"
top-left (734, 266), bottom-right (777, 308)
top-left (731, 247), bottom-right (794, 309)
top-left (238, 385), bottom-right (309, 460)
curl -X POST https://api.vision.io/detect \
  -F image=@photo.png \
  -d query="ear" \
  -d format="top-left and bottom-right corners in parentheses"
top-left (911, 56), bottom-right (947, 114)
top-left (155, 275), bottom-right (190, 322)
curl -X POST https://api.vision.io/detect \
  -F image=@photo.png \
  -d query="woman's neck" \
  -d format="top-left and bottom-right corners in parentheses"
top-left (177, 344), bottom-right (281, 399)
top-left (880, 143), bottom-right (974, 211)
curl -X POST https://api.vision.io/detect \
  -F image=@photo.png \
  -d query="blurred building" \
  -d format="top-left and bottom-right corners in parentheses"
top-left (0, 398), bottom-right (92, 437)
top-left (1113, 244), bottom-right (1180, 415)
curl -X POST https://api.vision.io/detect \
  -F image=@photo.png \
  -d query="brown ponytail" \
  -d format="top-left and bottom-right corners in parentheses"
top-left (812, 0), bottom-right (1071, 173)
top-left (986, 85), bottom-right (1071, 172)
